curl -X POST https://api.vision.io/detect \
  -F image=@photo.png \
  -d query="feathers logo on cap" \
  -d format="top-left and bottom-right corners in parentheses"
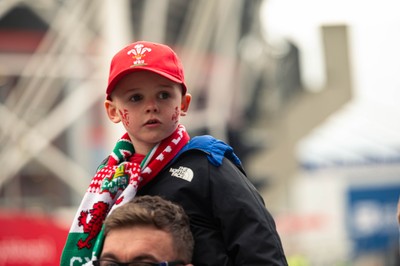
top-left (127, 44), bottom-right (152, 66)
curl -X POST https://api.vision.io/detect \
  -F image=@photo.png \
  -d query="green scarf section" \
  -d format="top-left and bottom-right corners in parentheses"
top-left (60, 125), bottom-right (189, 265)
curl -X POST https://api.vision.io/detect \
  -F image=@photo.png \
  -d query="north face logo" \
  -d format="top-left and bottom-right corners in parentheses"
top-left (169, 167), bottom-right (193, 182)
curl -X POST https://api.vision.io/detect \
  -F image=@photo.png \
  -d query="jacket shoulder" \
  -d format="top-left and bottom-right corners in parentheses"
top-left (178, 135), bottom-right (242, 167)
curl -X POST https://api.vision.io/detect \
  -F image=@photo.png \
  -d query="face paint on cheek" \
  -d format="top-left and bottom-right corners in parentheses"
top-left (118, 109), bottom-right (130, 127)
top-left (171, 106), bottom-right (179, 124)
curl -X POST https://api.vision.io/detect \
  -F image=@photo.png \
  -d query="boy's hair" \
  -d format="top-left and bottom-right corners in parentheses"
top-left (103, 195), bottom-right (194, 262)
top-left (106, 41), bottom-right (187, 99)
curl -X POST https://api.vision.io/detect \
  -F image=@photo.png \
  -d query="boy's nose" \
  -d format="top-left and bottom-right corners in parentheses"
top-left (145, 102), bottom-right (159, 113)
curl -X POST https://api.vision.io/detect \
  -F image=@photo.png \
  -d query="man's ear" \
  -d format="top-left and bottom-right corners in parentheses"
top-left (104, 100), bottom-right (121, 123)
top-left (180, 93), bottom-right (192, 117)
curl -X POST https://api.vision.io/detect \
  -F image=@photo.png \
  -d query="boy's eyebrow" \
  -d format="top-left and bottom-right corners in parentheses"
top-left (120, 87), bottom-right (141, 93)
top-left (158, 84), bottom-right (175, 89)
top-left (121, 84), bottom-right (175, 91)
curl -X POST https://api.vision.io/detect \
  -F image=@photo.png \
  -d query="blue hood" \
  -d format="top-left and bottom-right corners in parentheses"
top-left (177, 135), bottom-right (241, 167)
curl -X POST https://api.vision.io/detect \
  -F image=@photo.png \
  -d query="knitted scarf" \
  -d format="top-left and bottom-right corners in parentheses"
top-left (60, 124), bottom-right (190, 266)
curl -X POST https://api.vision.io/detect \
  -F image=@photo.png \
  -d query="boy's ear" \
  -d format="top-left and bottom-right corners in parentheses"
top-left (180, 93), bottom-right (191, 117)
top-left (104, 100), bottom-right (121, 123)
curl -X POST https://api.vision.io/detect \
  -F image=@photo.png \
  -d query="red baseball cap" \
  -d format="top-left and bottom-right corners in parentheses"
top-left (106, 41), bottom-right (187, 98)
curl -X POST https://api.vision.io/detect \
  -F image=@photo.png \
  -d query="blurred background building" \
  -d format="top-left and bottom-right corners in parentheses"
top-left (0, 0), bottom-right (399, 265)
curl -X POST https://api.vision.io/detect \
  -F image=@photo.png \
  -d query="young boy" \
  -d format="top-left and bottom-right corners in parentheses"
top-left (61, 41), bottom-right (287, 266)
top-left (95, 195), bottom-right (193, 266)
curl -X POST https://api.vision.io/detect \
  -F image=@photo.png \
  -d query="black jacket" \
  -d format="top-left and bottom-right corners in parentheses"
top-left (136, 136), bottom-right (288, 266)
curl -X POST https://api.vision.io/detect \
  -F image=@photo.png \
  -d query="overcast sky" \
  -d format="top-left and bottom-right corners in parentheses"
top-left (260, 0), bottom-right (400, 167)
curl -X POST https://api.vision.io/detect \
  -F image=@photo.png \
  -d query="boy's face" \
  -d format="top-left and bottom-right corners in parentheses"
top-left (105, 71), bottom-right (191, 155)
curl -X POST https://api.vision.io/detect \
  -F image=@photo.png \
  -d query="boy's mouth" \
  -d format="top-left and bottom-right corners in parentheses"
top-left (145, 119), bottom-right (160, 125)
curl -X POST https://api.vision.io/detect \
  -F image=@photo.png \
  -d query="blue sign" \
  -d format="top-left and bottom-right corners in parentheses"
top-left (346, 185), bottom-right (400, 254)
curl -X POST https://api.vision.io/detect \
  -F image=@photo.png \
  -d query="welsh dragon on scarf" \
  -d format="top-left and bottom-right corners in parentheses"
top-left (61, 124), bottom-right (190, 266)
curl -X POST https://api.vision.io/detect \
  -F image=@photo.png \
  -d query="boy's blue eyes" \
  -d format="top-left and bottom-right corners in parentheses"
top-left (159, 92), bottom-right (170, 99)
top-left (129, 92), bottom-right (170, 102)
top-left (129, 95), bottom-right (143, 102)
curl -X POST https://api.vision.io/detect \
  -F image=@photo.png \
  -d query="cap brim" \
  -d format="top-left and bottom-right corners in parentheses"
top-left (106, 67), bottom-right (187, 97)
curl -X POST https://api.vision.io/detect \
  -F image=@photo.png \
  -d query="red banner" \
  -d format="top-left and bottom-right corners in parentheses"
top-left (0, 210), bottom-right (69, 266)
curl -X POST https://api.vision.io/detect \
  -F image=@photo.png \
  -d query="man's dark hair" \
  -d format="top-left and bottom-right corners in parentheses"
top-left (104, 195), bottom-right (194, 263)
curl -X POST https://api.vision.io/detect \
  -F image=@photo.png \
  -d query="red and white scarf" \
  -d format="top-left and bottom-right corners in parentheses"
top-left (61, 124), bottom-right (190, 265)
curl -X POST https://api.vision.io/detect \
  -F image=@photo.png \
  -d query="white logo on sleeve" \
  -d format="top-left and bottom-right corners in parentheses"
top-left (169, 167), bottom-right (194, 182)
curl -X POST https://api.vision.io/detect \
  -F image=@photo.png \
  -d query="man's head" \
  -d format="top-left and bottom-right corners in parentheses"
top-left (106, 41), bottom-right (187, 99)
top-left (99, 195), bottom-right (194, 266)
